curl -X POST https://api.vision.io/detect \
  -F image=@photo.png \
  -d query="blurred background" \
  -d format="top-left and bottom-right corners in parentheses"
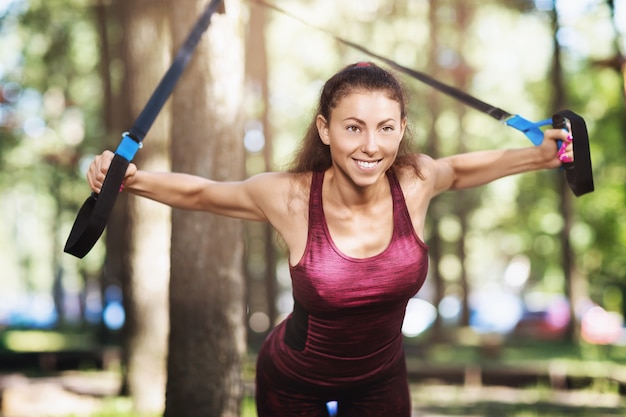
top-left (0, 0), bottom-right (625, 416)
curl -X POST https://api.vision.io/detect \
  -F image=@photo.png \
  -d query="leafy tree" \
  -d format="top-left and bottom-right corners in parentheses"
top-left (164, 1), bottom-right (247, 416)
top-left (113, 0), bottom-right (171, 413)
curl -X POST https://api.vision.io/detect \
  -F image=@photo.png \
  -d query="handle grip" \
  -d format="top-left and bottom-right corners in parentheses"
top-left (506, 110), bottom-right (594, 197)
top-left (64, 154), bottom-right (130, 258)
top-left (552, 110), bottom-right (594, 197)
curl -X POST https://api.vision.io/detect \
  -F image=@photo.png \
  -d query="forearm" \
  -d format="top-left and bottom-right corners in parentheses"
top-left (124, 171), bottom-right (211, 210)
top-left (441, 146), bottom-right (556, 190)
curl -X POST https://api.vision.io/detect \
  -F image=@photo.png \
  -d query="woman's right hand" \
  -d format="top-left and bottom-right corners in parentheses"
top-left (87, 150), bottom-right (138, 194)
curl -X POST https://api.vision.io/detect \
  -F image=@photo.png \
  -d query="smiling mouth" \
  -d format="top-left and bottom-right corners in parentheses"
top-left (355, 159), bottom-right (381, 169)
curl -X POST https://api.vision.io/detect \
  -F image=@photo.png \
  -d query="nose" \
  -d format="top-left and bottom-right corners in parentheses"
top-left (361, 131), bottom-right (379, 155)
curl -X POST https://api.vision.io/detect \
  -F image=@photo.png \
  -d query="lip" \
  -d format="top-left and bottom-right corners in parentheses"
top-left (354, 158), bottom-right (381, 170)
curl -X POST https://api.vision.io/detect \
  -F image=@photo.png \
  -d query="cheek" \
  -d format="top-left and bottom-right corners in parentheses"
top-left (328, 129), bottom-right (357, 149)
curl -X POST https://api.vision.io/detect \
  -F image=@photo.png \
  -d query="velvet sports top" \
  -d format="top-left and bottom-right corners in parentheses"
top-left (268, 169), bottom-right (429, 387)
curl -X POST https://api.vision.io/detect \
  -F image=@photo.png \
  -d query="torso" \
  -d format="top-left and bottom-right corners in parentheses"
top-left (270, 163), bottom-right (433, 266)
top-left (258, 168), bottom-right (430, 388)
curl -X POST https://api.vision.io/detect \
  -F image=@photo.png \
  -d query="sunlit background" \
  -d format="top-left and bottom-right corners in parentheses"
top-left (1, 0), bottom-right (625, 349)
top-left (0, 0), bottom-right (625, 415)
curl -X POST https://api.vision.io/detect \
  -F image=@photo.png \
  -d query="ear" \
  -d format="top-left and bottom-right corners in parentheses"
top-left (316, 115), bottom-right (330, 145)
top-left (400, 117), bottom-right (407, 141)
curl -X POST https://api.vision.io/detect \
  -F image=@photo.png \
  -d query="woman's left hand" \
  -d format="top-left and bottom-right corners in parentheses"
top-left (541, 128), bottom-right (574, 168)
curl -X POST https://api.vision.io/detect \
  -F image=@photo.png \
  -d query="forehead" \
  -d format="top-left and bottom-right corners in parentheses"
top-left (332, 90), bottom-right (402, 118)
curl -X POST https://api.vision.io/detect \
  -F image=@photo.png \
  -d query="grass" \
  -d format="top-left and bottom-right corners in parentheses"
top-left (6, 337), bottom-right (626, 417)
top-left (75, 388), bottom-right (624, 417)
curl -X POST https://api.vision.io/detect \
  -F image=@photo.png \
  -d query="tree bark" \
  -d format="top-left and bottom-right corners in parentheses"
top-left (98, 0), bottom-right (132, 382)
top-left (164, 1), bottom-right (246, 416)
top-left (119, 0), bottom-right (172, 412)
top-left (245, 0), bottom-right (277, 343)
top-left (549, 5), bottom-right (579, 343)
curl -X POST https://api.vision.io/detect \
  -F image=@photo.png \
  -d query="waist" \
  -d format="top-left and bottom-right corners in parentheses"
top-left (285, 298), bottom-right (406, 357)
top-left (267, 320), bottom-right (406, 386)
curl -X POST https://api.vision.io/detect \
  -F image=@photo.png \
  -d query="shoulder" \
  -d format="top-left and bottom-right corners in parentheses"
top-left (394, 154), bottom-right (437, 192)
top-left (397, 153), bottom-right (456, 198)
top-left (246, 171), bottom-right (311, 196)
top-left (246, 171), bottom-right (312, 216)
top-left (248, 171), bottom-right (312, 255)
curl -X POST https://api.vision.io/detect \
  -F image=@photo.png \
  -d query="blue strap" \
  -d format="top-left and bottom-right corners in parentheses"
top-left (65, 0), bottom-right (224, 258)
top-left (115, 133), bottom-right (142, 161)
top-left (505, 115), bottom-right (552, 146)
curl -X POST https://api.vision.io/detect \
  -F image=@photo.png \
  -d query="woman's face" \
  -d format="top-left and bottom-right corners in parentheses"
top-left (317, 90), bottom-right (406, 187)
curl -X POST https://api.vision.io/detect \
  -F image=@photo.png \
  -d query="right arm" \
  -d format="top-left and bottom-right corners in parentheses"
top-left (87, 150), bottom-right (288, 222)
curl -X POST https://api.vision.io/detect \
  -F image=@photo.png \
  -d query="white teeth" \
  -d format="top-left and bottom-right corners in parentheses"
top-left (357, 160), bottom-right (378, 169)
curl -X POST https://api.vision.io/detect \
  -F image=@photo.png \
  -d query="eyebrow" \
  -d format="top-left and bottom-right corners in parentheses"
top-left (342, 117), bottom-right (397, 126)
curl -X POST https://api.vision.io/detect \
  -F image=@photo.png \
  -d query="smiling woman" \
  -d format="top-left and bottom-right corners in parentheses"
top-left (86, 62), bottom-right (571, 416)
top-left (315, 91), bottom-right (406, 187)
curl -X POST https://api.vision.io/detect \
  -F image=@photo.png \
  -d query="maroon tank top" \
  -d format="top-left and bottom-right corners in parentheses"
top-left (263, 169), bottom-right (428, 388)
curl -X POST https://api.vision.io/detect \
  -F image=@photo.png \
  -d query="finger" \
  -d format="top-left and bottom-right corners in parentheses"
top-left (87, 151), bottom-right (113, 193)
top-left (545, 128), bottom-right (570, 142)
top-left (559, 146), bottom-right (574, 163)
top-left (87, 166), bottom-right (101, 193)
top-left (120, 163), bottom-right (137, 191)
top-left (125, 163), bottom-right (137, 180)
top-left (100, 150), bottom-right (114, 173)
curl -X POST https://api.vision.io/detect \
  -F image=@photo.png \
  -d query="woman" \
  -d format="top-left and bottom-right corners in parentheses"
top-left (87, 62), bottom-right (573, 416)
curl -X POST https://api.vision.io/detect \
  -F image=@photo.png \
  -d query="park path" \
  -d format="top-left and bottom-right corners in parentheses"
top-left (1, 372), bottom-right (624, 416)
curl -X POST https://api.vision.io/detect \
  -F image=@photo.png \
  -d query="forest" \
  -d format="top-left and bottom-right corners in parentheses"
top-left (0, 0), bottom-right (625, 416)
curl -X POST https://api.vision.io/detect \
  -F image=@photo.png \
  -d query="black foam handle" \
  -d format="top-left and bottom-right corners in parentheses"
top-left (552, 110), bottom-right (594, 197)
top-left (64, 154), bottom-right (130, 258)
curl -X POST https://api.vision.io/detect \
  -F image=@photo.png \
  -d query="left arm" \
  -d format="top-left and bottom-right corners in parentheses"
top-left (430, 128), bottom-right (571, 196)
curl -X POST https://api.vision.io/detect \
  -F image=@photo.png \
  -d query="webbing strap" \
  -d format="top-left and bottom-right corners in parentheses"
top-left (506, 116), bottom-right (552, 146)
top-left (554, 110), bottom-right (594, 196)
top-left (64, 0), bottom-right (224, 258)
top-left (255, 0), bottom-right (594, 197)
top-left (255, 0), bottom-right (513, 123)
top-left (128, 0), bottom-right (224, 142)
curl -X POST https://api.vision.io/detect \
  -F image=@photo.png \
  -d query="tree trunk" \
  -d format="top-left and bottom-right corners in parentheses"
top-left (164, 1), bottom-right (246, 416)
top-left (119, 0), bottom-right (172, 412)
top-left (98, 0), bottom-right (133, 367)
top-left (453, 1), bottom-right (474, 329)
top-left (549, 5), bottom-right (579, 343)
top-left (245, 0), bottom-right (277, 345)
top-left (425, 0), bottom-right (447, 342)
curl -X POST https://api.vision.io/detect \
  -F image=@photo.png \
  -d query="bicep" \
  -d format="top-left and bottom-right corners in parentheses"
top-left (196, 172), bottom-right (287, 221)
top-left (419, 155), bottom-right (456, 197)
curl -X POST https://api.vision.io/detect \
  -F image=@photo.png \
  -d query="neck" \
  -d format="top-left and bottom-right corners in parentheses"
top-left (324, 167), bottom-right (390, 210)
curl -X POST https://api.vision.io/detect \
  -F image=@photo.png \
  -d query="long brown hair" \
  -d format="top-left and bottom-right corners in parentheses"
top-left (288, 62), bottom-right (421, 176)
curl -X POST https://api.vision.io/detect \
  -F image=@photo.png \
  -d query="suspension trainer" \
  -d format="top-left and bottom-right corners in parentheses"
top-left (254, 0), bottom-right (594, 198)
top-left (64, 0), bottom-right (224, 258)
top-left (66, 0), bottom-right (594, 258)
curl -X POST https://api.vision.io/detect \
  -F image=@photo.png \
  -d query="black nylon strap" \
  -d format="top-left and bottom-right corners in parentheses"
top-left (129, 0), bottom-right (224, 142)
top-left (329, 37), bottom-right (513, 122)
top-left (553, 110), bottom-right (594, 196)
top-left (64, 155), bottom-right (129, 258)
top-left (65, 0), bottom-right (223, 258)
top-left (256, 0), bottom-right (594, 197)
top-left (255, 0), bottom-right (513, 121)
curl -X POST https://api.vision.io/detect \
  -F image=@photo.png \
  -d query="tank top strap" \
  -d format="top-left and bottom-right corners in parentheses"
top-left (309, 169), bottom-right (409, 225)
top-left (386, 169), bottom-right (403, 205)
top-left (386, 169), bottom-right (415, 237)
top-left (308, 170), bottom-right (325, 229)
top-left (308, 169), bottom-right (414, 239)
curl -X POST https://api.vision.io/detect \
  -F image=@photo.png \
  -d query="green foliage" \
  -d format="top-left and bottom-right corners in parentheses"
top-left (0, 0), bottom-right (107, 325)
top-left (0, 0), bottom-right (624, 366)
top-left (564, 64), bottom-right (626, 304)
top-left (81, 398), bottom-right (158, 417)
